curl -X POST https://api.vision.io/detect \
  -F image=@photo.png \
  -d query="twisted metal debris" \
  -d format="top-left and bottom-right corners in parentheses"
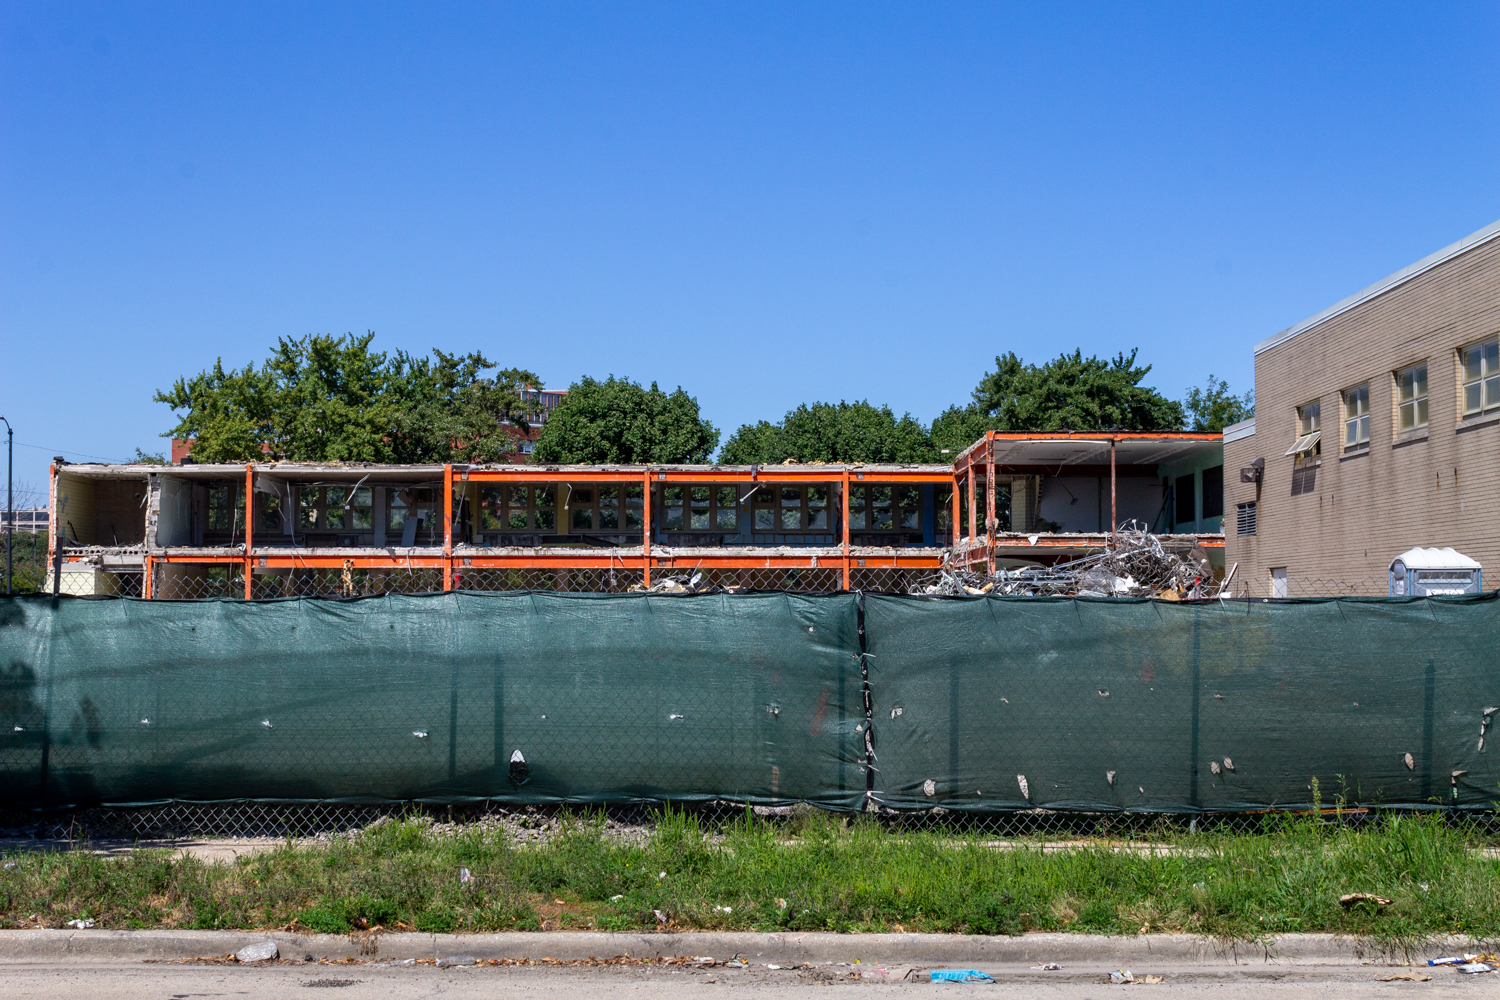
top-left (918, 522), bottom-right (1220, 599)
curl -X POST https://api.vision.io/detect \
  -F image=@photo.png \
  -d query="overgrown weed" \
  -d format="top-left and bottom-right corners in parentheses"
top-left (0, 811), bottom-right (1496, 941)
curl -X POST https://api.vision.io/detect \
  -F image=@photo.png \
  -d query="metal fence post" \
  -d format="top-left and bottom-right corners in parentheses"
top-left (1189, 603), bottom-right (1201, 811)
top-left (1422, 658), bottom-right (1435, 802)
top-left (2, 416), bottom-right (12, 595)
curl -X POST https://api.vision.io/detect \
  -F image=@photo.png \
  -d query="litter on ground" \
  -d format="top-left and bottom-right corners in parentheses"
top-left (931, 969), bottom-right (996, 982)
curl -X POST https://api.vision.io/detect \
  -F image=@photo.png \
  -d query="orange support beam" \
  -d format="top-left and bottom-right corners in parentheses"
top-left (950, 474), bottom-right (961, 547)
top-left (985, 440), bottom-right (995, 576)
top-left (841, 469), bottom-right (851, 590)
top-left (966, 469), bottom-right (976, 568)
top-left (642, 469), bottom-right (652, 588)
top-left (442, 463), bottom-right (453, 591)
top-left (244, 464), bottom-right (254, 600)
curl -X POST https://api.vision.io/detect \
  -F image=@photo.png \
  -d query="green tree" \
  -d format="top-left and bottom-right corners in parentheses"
top-left (928, 404), bottom-right (1000, 457)
top-left (1183, 374), bottom-right (1254, 433)
top-left (931, 349), bottom-right (1183, 453)
top-left (531, 376), bottom-right (719, 464)
top-left (720, 400), bottom-right (937, 464)
top-left (154, 334), bottom-right (539, 464)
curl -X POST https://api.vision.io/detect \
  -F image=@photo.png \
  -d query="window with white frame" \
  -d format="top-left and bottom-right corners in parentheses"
top-left (1397, 363), bottom-right (1428, 432)
top-left (1462, 337), bottom-right (1500, 416)
top-left (1343, 384), bottom-right (1369, 450)
top-left (1287, 401), bottom-right (1320, 496)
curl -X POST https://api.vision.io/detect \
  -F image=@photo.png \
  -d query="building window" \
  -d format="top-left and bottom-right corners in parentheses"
top-left (1201, 465), bottom-right (1224, 520)
top-left (480, 485), bottom-right (559, 532)
top-left (664, 485), bottom-right (733, 533)
top-left (746, 485), bottom-right (831, 532)
top-left (562, 484), bottom-right (641, 532)
top-left (259, 494), bottom-right (283, 532)
top-left (1397, 363), bottom-right (1428, 432)
top-left (1288, 400), bottom-right (1320, 495)
top-left (388, 487), bottom-right (441, 542)
top-left (1343, 384), bottom-right (1369, 450)
top-left (207, 484), bottom-right (243, 532)
top-left (299, 486), bottom-right (372, 532)
top-left (849, 485), bottom-right (918, 532)
top-left (1174, 474), bottom-right (1195, 525)
top-left (1235, 501), bottom-right (1257, 536)
top-left (1462, 337), bottom-right (1500, 416)
top-left (958, 478), bottom-right (1011, 535)
top-left (935, 487), bottom-right (952, 536)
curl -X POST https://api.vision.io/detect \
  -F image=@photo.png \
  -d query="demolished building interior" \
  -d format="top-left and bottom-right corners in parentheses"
top-left (43, 431), bottom-right (1225, 598)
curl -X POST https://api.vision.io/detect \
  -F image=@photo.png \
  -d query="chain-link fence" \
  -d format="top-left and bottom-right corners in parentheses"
top-left (1222, 573), bottom-right (1496, 600)
top-left (45, 567), bottom-right (143, 597)
top-left (454, 567), bottom-right (647, 593)
top-left (4, 799), bottom-right (1497, 843)
top-left (137, 563), bottom-right (949, 598)
top-left (1224, 576), bottom-right (1391, 599)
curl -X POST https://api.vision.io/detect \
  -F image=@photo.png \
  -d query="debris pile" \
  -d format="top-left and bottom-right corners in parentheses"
top-left (629, 573), bottom-right (747, 595)
top-left (917, 524), bottom-right (1220, 600)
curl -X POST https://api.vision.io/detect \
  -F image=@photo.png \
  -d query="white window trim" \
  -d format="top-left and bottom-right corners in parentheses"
top-left (1395, 362), bottom-right (1430, 433)
top-left (1461, 336), bottom-right (1500, 417)
top-left (1285, 430), bottom-right (1321, 457)
top-left (1342, 384), bottom-right (1370, 450)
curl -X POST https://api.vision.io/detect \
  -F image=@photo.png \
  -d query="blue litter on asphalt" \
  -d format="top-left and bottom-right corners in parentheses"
top-left (931, 969), bottom-right (995, 982)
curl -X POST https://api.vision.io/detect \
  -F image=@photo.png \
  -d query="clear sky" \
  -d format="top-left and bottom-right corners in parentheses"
top-left (2, 3), bottom-right (1498, 491)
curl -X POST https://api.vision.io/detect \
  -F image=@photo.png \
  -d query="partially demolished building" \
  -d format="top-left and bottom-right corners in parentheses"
top-left (43, 431), bottom-right (1224, 598)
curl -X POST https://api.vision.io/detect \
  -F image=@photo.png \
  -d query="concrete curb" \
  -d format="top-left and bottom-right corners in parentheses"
top-left (0, 930), bottom-right (1481, 966)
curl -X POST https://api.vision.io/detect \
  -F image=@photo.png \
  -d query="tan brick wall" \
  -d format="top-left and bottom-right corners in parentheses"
top-left (1225, 234), bottom-right (1500, 594)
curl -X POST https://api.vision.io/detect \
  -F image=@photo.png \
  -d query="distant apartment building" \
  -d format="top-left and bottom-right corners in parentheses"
top-left (0, 508), bottom-right (48, 532)
top-left (1224, 218), bottom-right (1500, 595)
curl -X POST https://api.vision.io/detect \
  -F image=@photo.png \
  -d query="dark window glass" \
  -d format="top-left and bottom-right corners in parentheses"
top-left (1201, 466), bottom-right (1224, 520)
top-left (1291, 465), bottom-right (1317, 496)
top-left (1175, 474), bottom-right (1196, 525)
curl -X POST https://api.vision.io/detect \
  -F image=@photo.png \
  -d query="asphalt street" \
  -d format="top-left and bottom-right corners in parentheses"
top-left (0, 961), bottom-right (1495, 998)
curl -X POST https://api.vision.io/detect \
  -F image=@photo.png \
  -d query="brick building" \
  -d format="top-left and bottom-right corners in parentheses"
top-left (1224, 218), bottom-right (1500, 596)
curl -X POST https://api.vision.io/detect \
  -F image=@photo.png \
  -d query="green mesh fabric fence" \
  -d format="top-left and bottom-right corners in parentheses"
top-left (865, 593), bottom-right (1500, 814)
top-left (2, 592), bottom-right (1498, 813)
top-left (0, 593), bottom-right (863, 810)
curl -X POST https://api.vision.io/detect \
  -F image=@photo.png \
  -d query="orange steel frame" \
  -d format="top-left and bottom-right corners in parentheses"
top-left (59, 439), bottom-right (1225, 596)
top-left (950, 431), bottom-right (1225, 570)
top-left (126, 464), bottom-right (953, 595)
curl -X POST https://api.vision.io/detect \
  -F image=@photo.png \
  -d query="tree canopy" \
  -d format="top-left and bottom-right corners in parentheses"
top-left (720, 400), bottom-right (937, 464)
top-left (154, 333), bottom-right (539, 464)
top-left (531, 376), bottom-right (719, 464)
top-left (1183, 374), bottom-right (1254, 433)
top-left (929, 349), bottom-right (1185, 452)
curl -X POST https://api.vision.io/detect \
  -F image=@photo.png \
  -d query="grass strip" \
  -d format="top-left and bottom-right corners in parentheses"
top-left (1, 810), bottom-right (1497, 944)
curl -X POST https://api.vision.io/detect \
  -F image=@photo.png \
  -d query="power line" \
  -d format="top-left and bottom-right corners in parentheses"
top-left (15, 441), bottom-right (130, 463)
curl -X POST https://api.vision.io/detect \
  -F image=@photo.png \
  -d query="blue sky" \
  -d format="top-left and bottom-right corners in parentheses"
top-left (2, 2), bottom-right (1498, 489)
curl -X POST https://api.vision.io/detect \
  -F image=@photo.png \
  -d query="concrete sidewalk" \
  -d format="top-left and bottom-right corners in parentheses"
top-left (0, 929), bottom-right (1475, 966)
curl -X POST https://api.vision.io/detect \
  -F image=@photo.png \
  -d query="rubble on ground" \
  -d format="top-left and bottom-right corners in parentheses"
top-left (916, 524), bottom-right (1221, 599)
